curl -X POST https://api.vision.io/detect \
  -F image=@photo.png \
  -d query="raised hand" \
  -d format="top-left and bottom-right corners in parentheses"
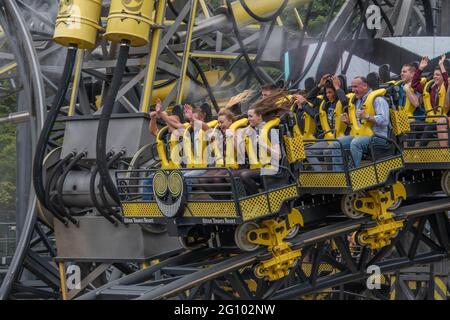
top-left (439, 54), bottom-right (447, 66)
top-left (319, 74), bottom-right (331, 88)
top-left (332, 75), bottom-right (341, 90)
top-left (419, 56), bottom-right (429, 71)
top-left (155, 98), bottom-right (162, 115)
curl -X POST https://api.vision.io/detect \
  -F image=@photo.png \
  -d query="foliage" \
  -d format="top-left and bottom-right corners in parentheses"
top-left (0, 93), bottom-right (16, 209)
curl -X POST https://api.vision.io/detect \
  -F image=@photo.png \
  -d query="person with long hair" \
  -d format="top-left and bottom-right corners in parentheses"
top-left (305, 75), bottom-right (349, 171)
top-left (232, 92), bottom-right (291, 195)
top-left (411, 55), bottom-right (449, 147)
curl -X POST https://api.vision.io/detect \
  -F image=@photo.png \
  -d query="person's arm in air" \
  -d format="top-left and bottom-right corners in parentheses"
top-left (332, 75), bottom-right (349, 106)
top-left (439, 54), bottom-right (449, 89)
top-left (306, 74), bottom-right (330, 100)
top-left (149, 111), bottom-right (158, 136)
top-left (155, 99), bottom-right (184, 130)
top-left (293, 94), bottom-right (318, 118)
top-left (412, 56), bottom-right (429, 93)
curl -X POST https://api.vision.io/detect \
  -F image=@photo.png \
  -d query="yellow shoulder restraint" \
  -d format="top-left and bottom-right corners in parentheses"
top-left (291, 101), bottom-right (317, 141)
top-left (157, 124), bottom-right (189, 169)
top-left (183, 120), bottom-right (218, 168)
top-left (399, 78), bottom-right (426, 118)
top-left (318, 99), bottom-right (347, 142)
top-left (224, 118), bottom-right (249, 169)
top-left (348, 89), bottom-right (386, 137)
top-left (246, 118), bottom-right (281, 170)
top-left (423, 79), bottom-right (447, 122)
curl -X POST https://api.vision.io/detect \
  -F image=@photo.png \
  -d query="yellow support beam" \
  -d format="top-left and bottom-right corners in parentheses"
top-left (276, 16), bottom-right (283, 26)
top-left (186, 52), bottom-right (256, 60)
top-left (176, 0), bottom-right (199, 105)
top-left (294, 7), bottom-right (304, 30)
top-left (68, 49), bottom-right (85, 117)
top-left (58, 262), bottom-right (68, 301)
top-left (140, 0), bottom-right (167, 113)
top-left (199, 0), bottom-right (211, 18)
top-left (0, 62), bottom-right (17, 76)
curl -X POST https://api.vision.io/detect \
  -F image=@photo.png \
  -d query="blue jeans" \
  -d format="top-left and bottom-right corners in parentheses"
top-left (329, 135), bottom-right (388, 171)
top-left (142, 174), bottom-right (154, 201)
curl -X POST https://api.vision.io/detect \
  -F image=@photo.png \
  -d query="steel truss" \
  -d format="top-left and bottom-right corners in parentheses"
top-left (1, 0), bottom-right (450, 301)
top-left (73, 199), bottom-right (450, 300)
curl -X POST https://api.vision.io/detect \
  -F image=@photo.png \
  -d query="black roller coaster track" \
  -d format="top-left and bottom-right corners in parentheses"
top-left (76, 198), bottom-right (450, 300)
top-left (1, 0), bottom-right (450, 301)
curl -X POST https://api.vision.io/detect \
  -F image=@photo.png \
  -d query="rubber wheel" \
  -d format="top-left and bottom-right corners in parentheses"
top-left (234, 222), bottom-right (260, 252)
top-left (441, 170), bottom-right (450, 196)
top-left (355, 231), bottom-right (367, 247)
top-left (285, 224), bottom-right (300, 240)
top-left (388, 197), bottom-right (403, 211)
top-left (341, 194), bottom-right (365, 220)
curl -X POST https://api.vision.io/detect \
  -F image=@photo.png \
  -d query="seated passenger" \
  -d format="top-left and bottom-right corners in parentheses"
top-left (304, 75), bottom-right (349, 171)
top-left (329, 76), bottom-right (390, 171)
top-left (305, 74), bottom-right (336, 102)
top-left (144, 100), bottom-right (184, 201)
top-left (233, 93), bottom-right (290, 195)
top-left (411, 55), bottom-right (449, 147)
top-left (398, 63), bottom-right (424, 147)
top-left (200, 108), bottom-right (236, 192)
top-left (149, 98), bottom-right (183, 138)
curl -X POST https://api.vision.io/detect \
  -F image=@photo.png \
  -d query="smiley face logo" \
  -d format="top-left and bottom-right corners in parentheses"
top-left (121, 0), bottom-right (144, 12)
top-left (153, 170), bottom-right (187, 218)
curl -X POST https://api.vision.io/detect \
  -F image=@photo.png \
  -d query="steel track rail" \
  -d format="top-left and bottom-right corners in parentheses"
top-left (104, 198), bottom-right (446, 300)
top-left (0, 0), bottom-right (46, 300)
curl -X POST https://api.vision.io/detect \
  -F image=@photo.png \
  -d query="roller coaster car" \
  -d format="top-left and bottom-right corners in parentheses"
top-left (298, 136), bottom-right (404, 194)
top-left (403, 114), bottom-right (450, 196)
top-left (296, 88), bottom-right (407, 195)
top-left (115, 116), bottom-right (301, 250)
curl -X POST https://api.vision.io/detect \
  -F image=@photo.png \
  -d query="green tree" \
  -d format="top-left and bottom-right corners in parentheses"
top-left (0, 94), bottom-right (16, 209)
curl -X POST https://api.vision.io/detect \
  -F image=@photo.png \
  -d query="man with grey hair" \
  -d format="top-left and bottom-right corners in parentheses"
top-left (328, 76), bottom-right (390, 171)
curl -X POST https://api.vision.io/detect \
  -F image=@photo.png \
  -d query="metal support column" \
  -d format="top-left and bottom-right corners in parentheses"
top-left (176, 0), bottom-right (198, 105)
top-left (139, 0), bottom-right (167, 113)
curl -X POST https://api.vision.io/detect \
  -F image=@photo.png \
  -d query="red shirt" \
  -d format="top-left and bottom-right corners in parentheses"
top-left (412, 69), bottom-right (449, 111)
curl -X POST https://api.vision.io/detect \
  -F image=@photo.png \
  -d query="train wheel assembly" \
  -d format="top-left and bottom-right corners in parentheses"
top-left (237, 210), bottom-right (304, 281)
top-left (441, 170), bottom-right (450, 196)
top-left (353, 183), bottom-right (406, 250)
top-left (341, 193), bottom-right (365, 219)
top-left (234, 221), bottom-right (260, 252)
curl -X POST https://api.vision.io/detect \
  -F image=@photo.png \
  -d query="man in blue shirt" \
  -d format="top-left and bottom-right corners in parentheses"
top-left (329, 76), bottom-right (390, 171)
